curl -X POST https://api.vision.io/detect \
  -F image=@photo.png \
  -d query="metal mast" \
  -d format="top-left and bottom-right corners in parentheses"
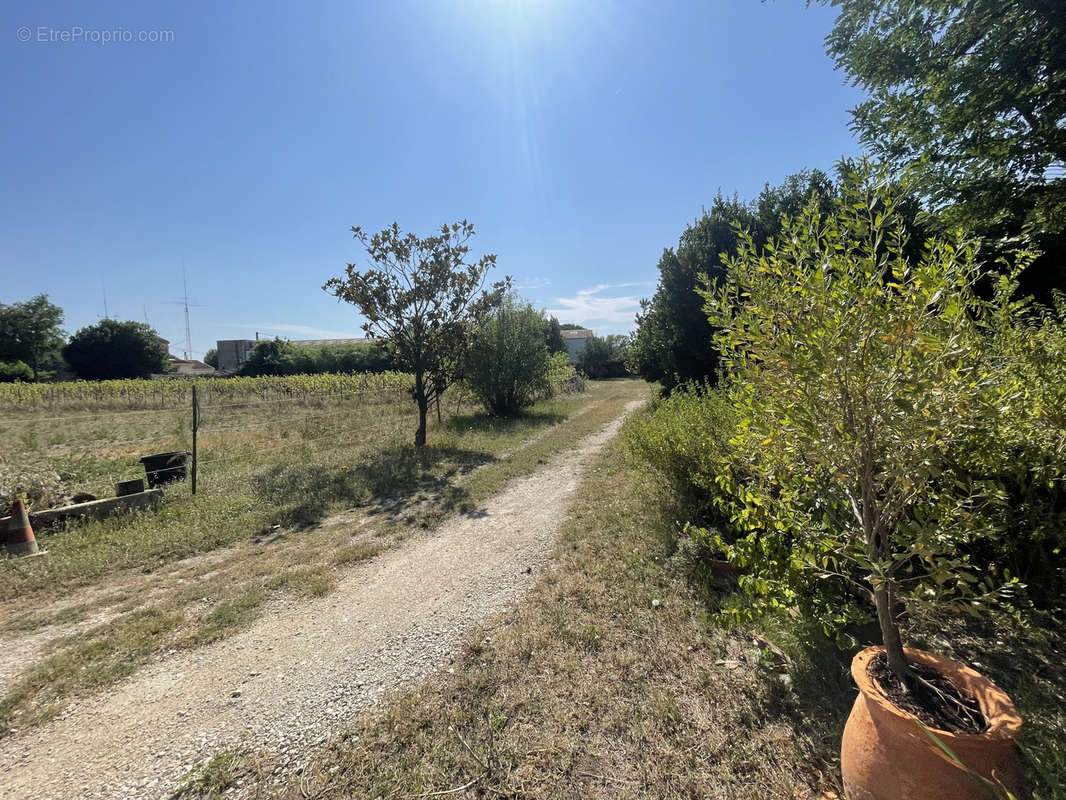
top-left (182, 266), bottom-right (192, 361)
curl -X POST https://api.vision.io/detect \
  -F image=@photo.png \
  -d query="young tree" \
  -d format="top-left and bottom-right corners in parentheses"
top-left (0, 295), bottom-right (65, 381)
top-left (704, 168), bottom-right (1022, 681)
top-left (465, 295), bottom-right (550, 415)
top-left (203, 347), bottom-right (219, 369)
top-left (324, 221), bottom-right (508, 446)
top-left (63, 319), bottom-right (170, 380)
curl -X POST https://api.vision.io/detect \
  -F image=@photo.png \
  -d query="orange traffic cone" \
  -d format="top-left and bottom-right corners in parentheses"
top-left (4, 499), bottom-right (40, 557)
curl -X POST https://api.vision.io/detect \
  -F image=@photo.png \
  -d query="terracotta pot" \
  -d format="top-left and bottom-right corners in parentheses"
top-left (708, 558), bottom-right (746, 576)
top-left (841, 646), bottom-right (1027, 800)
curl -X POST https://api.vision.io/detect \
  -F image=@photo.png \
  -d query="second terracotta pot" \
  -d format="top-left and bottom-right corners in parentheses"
top-left (841, 646), bottom-right (1026, 800)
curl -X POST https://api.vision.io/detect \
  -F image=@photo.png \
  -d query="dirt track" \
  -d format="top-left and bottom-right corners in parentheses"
top-left (0, 399), bottom-right (643, 800)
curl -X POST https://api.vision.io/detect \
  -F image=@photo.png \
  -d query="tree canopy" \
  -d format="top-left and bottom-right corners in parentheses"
top-left (324, 220), bottom-right (508, 446)
top-left (62, 319), bottom-right (170, 380)
top-left (628, 171), bottom-right (834, 392)
top-left (542, 315), bottom-right (567, 355)
top-left (0, 295), bottom-right (65, 381)
top-left (823, 0), bottom-right (1066, 299)
top-left (576, 335), bottom-right (631, 380)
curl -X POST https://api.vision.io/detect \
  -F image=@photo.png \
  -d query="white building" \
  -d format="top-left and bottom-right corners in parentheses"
top-left (561, 328), bottom-right (594, 361)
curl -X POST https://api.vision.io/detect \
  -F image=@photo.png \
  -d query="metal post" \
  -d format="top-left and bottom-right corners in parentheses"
top-left (191, 385), bottom-right (198, 495)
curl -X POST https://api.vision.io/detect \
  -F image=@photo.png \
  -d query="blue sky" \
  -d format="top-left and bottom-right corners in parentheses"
top-left (2, 1), bottom-right (864, 359)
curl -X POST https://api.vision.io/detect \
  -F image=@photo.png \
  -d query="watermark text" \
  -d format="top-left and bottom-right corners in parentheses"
top-left (17, 26), bottom-right (174, 44)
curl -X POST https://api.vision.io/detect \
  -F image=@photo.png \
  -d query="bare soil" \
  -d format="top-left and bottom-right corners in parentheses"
top-left (868, 652), bottom-right (986, 734)
top-left (0, 399), bottom-right (643, 800)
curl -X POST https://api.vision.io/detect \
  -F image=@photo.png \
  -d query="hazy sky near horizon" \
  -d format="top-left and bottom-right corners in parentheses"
top-left (2, 1), bottom-right (864, 358)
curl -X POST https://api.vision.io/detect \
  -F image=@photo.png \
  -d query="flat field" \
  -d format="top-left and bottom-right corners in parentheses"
top-left (0, 375), bottom-right (649, 737)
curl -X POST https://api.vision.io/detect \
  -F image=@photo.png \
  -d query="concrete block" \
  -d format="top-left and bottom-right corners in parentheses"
top-left (1, 489), bottom-right (164, 531)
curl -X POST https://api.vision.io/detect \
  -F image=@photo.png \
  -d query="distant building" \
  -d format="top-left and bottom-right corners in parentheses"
top-left (169, 358), bottom-right (216, 376)
top-left (215, 336), bottom-right (369, 373)
top-left (151, 356), bottom-right (216, 379)
top-left (216, 339), bottom-right (257, 373)
top-left (561, 328), bottom-right (595, 361)
top-left (287, 338), bottom-right (369, 348)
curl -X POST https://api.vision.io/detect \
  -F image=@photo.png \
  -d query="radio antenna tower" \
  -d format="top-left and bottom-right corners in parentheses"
top-left (164, 267), bottom-right (206, 360)
top-left (182, 265), bottom-right (193, 361)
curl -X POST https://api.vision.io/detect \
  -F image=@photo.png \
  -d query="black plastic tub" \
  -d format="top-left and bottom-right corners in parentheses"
top-left (139, 451), bottom-right (189, 488)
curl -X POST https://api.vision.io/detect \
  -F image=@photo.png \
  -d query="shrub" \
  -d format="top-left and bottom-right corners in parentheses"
top-left (624, 384), bottom-right (738, 525)
top-left (545, 351), bottom-right (583, 396)
top-left (628, 169), bottom-right (1066, 652)
top-left (238, 339), bottom-right (398, 377)
top-left (464, 295), bottom-right (551, 415)
top-left (0, 360), bottom-right (33, 382)
top-left (945, 297), bottom-right (1066, 607)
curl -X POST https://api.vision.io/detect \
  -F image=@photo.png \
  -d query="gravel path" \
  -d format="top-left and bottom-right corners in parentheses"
top-left (0, 400), bottom-right (642, 800)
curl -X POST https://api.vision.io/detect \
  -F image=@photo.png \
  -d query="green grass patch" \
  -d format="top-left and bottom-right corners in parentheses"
top-left (0, 603), bottom-right (92, 636)
top-left (170, 748), bottom-right (247, 800)
top-left (332, 542), bottom-right (382, 567)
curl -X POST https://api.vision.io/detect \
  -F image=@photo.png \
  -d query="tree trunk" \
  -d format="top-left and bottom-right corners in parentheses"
top-left (861, 468), bottom-right (910, 684)
top-left (414, 371), bottom-right (428, 447)
top-left (415, 399), bottom-right (428, 446)
top-left (874, 581), bottom-right (909, 682)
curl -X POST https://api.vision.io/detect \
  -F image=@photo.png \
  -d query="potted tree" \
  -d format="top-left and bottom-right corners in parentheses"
top-left (702, 167), bottom-right (1028, 800)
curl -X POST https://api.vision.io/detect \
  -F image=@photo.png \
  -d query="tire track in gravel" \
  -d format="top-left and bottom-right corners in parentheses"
top-left (0, 398), bottom-right (644, 800)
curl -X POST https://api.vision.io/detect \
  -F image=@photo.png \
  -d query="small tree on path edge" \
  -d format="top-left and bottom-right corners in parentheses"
top-left (324, 220), bottom-right (509, 447)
